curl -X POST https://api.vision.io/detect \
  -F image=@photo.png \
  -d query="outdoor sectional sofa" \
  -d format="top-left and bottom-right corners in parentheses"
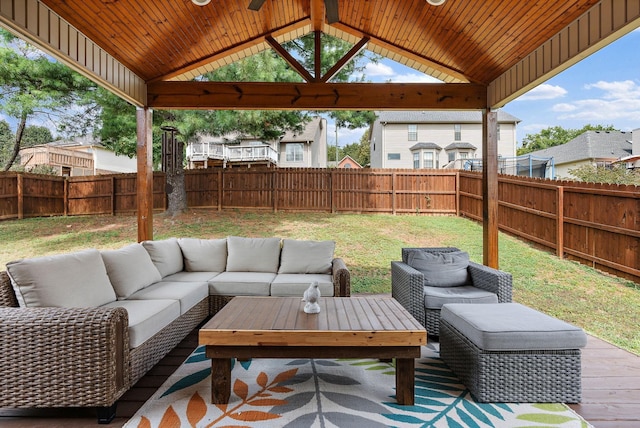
top-left (0, 236), bottom-right (350, 423)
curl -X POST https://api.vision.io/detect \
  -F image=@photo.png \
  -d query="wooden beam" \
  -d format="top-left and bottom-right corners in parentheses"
top-left (482, 110), bottom-right (499, 268)
top-left (136, 107), bottom-right (154, 243)
top-left (315, 30), bottom-right (322, 80)
top-left (147, 81), bottom-right (487, 110)
top-left (265, 36), bottom-right (315, 82)
top-left (310, 0), bottom-right (325, 30)
top-left (321, 37), bottom-right (369, 83)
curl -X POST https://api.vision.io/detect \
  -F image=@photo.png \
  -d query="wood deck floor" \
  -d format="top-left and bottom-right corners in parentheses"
top-left (1, 328), bottom-right (638, 427)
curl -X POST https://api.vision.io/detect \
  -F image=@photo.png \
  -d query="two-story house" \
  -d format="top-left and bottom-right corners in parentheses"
top-left (369, 111), bottom-right (520, 169)
top-left (187, 117), bottom-right (327, 169)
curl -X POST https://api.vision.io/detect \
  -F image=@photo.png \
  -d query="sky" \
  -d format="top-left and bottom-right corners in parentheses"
top-left (330, 27), bottom-right (640, 149)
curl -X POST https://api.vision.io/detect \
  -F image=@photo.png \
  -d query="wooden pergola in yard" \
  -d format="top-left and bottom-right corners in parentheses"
top-left (1, 0), bottom-right (639, 269)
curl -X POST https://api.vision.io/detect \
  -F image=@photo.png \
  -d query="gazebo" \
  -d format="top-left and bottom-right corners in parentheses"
top-left (1, 0), bottom-right (638, 268)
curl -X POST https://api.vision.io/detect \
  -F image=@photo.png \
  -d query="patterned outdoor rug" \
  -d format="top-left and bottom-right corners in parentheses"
top-left (125, 344), bottom-right (591, 428)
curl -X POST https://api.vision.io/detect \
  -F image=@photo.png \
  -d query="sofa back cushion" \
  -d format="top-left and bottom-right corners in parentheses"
top-left (407, 250), bottom-right (471, 287)
top-left (6, 249), bottom-right (117, 308)
top-left (178, 238), bottom-right (227, 272)
top-left (278, 239), bottom-right (335, 274)
top-left (101, 243), bottom-right (162, 299)
top-left (226, 236), bottom-right (281, 273)
top-left (142, 238), bottom-right (184, 277)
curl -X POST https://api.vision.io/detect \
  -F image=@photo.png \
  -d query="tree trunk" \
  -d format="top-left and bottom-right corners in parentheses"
top-left (3, 113), bottom-right (27, 171)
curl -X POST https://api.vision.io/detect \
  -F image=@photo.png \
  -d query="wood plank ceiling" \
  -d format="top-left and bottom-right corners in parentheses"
top-left (39, 0), bottom-right (601, 86)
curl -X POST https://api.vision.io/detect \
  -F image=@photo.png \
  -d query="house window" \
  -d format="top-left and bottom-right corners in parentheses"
top-left (388, 153), bottom-right (401, 160)
top-left (454, 124), bottom-right (461, 141)
top-left (423, 151), bottom-right (435, 168)
top-left (408, 124), bottom-right (417, 141)
top-left (413, 152), bottom-right (420, 169)
top-left (460, 152), bottom-right (468, 159)
top-left (448, 151), bottom-right (455, 162)
top-left (286, 143), bottom-right (303, 162)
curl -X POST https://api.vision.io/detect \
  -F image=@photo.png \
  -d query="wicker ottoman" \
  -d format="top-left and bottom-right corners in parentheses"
top-left (439, 303), bottom-right (587, 403)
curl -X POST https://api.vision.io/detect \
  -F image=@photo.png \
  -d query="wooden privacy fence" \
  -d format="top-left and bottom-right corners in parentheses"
top-left (1, 169), bottom-right (638, 283)
top-left (459, 172), bottom-right (640, 283)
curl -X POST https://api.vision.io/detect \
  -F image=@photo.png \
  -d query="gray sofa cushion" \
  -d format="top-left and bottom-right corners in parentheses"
top-left (408, 250), bottom-right (471, 287)
top-left (424, 285), bottom-right (498, 309)
top-left (271, 273), bottom-right (334, 297)
top-left (101, 243), bottom-right (162, 299)
top-left (162, 271), bottom-right (221, 282)
top-left (127, 281), bottom-right (208, 314)
top-left (101, 299), bottom-right (180, 349)
top-left (142, 238), bottom-right (184, 277)
top-left (178, 238), bottom-right (227, 272)
top-left (208, 271), bottom-right (274, 296)
top-left (278, 239), bottom-right (335, 274)
top-left (6, 249), bottom-right (117, 308)
top-left (226, 236), bottom-right (281, 273)
top-left (441, 303), bottom-right (588, 351)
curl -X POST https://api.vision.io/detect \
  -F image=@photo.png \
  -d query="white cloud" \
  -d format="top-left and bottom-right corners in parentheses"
top-left (554, 80), bottom-right (640, 123)
top-left (364, 62), bottom-right (395, 77)
top-left (516, 84), bottom-right (567, 101)
top-left (363, 61), bottom-right (442, 83)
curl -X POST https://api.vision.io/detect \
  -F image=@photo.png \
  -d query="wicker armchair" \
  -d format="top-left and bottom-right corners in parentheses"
top-left (391, 247), bottom-right (512, 335)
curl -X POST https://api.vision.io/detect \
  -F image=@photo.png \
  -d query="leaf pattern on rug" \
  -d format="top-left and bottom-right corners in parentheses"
top-left (126, 347), bottom-right (593, 428)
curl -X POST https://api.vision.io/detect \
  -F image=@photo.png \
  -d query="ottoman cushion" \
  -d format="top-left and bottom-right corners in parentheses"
top-left (441, 303), bottom-right (587, 351)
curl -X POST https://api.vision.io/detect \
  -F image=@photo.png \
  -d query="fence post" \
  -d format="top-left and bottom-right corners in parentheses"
top-left (17, 173), bottom-right (23, 219)
top-left (217, 170), bottom-right (222, 211)
top-left (455, 171), bottom-right (460, 217)
top-left (392, 172), bottom-right (396, 215)
top-left (271, 169), bottom-right (276, 212)
top-left (556, 185), bottom-right (564, 259)
top-left (64, 178), bottom-right (68, 216)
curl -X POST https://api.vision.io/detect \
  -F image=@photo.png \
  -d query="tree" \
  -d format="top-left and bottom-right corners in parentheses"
top-left (0, 120), bottom-right (14, 167)
top-left (341, 128), bottom-right (371, 166)
top-left (518, 124), bottom-right (617, 155)
top-left (568, 164), bottom-right (640, 185)
top-left (0, 29), bottom-right (95, 170)
top-left (22, 125), bottom-right (53, 145)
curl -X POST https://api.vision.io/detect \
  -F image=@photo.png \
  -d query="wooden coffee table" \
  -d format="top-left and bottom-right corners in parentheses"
top-left (199, 296), bottom-right (426, 405)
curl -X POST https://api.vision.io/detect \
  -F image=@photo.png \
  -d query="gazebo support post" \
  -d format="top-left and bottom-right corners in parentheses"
top-left (136, 107), bottom-right (154, 242)
top-left (482, 109), bottom-right (499, 268)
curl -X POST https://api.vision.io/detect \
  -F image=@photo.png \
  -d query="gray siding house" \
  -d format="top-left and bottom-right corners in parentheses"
top-left (369, 110), bottom-right (520, 169)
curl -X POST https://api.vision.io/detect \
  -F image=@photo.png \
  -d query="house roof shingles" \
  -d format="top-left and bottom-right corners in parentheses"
top-left (527, 131), bottom-right (633, 164)
top-left (375, 110), bottom-right (521, 124)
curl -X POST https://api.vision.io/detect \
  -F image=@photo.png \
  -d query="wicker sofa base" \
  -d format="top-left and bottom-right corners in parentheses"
top-left (440, 319), bottom-right (583, 403)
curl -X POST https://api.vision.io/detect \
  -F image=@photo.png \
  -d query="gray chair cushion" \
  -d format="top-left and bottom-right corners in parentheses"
top-left (208, 271), bottom-right (275, 296)
top-left (278, 239), bottom-right (335, 274)
top-left (408, 250), bottom-right (471, 287)
top-left (162, 271), bottom-right (221, 282)
top-left (101, 299), bottom-right (180, 349)
top-left (441, 303), bottom-right (588, 351)
top-left (101, 243), bottom-right (162, 299)
top-left (424, 285), bottom-right (498, 309)
top-left (142, 238), bottom-right (184, 277)
top-left (7, 249), bottom-right (117, 308)
top-left (226, 236), bottom-right (281, 273)
top-left (178, 238), bottom-right (227, 272)
top-left (271, 273), bottom-right (334, 297)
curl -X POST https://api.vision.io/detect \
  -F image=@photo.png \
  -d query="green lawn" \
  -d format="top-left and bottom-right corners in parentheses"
top-left (1, 210), bottom-right (638, 355)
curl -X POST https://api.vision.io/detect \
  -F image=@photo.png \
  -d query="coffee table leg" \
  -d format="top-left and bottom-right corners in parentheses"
top-left (395, 358), bottom-right (415, 405)
top-left (211, 358), bottom-right (231, 404)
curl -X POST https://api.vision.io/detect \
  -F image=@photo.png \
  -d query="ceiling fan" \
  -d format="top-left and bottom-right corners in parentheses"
top-left (248, 0), bottom-right (340, 24)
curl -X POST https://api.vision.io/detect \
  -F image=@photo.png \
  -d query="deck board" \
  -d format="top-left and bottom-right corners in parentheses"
top-left (0, 305), bottom-right (638, 427)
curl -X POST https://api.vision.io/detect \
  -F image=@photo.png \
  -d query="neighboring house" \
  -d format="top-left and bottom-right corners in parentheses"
top-left (527, 129), bottom-right (639, 179)
top-left (337, 155), bottom-right (362, 169)
top-left (369, 110), bottom-right (520, 169)
top-left (19, 136), bottom-right (137, 176)
top-left (279, 117), bottom-right (327, 168)
top-left (187, 117), bottom-right (327, 169)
